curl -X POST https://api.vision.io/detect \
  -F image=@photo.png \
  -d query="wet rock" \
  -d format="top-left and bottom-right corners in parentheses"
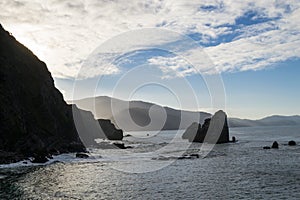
top-left (113, 142), bottom-right (132, 149)
top-left (76, 153), bottom-right (89, 159)
top-left (124, 134), bottom-right (132, 137)
top-left (190, 154), bottom-right (200, 158)
top-left (231, 136), bottom-right (236, 143)
top-left (263, 146), bottom-right (271, 150)
top-left (152, 154), bottom-right (200, 161)
top-left (31, 155), bottom-right (49, 163)
top-left (178, 156), bottom-right (192, 160)
top-left (272, 141), bottom-right (279, 149)
top-left (0, 151), bottom-right (26, 164)
top-left (288, 141), bottom-right (296, 146)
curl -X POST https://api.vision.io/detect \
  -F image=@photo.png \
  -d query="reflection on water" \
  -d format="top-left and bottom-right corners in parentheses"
top-left (1, 126), bottom-right (300, 199)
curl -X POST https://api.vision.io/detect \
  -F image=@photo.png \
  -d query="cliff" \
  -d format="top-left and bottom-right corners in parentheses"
top-left (0, 24), bottom-right (122, 164)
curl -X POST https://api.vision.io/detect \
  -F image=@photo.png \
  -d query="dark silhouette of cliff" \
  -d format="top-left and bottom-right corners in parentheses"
top-left (0, 24), bottom-right (122, 164)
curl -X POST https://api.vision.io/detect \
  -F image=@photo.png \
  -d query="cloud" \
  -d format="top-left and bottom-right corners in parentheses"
top-left (1, 0), bottom-right (300, 78)
top-left (148, 56), bottom-right (197, 79)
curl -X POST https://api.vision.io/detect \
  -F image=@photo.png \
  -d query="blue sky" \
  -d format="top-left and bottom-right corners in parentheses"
top-left (222, 60), bottom-right (300, 118)
top-left (1, 0), bottom-right (300, 119)
top-left (55, 50), bottom-right (300, 119)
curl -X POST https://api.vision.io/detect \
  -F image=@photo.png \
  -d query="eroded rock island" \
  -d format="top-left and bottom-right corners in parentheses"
top-left (182, 110), bottom-right (230, 144)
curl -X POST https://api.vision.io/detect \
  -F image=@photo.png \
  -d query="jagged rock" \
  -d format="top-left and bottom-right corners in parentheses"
top-left (76, 153), bottom-right (89, 159)
top-left (113, 143), bottom-right (126, 149)
top-left (98, 119), bottom-right (123, 140)
top-left (272, 141), bottom-right (279, 149)
top-left (72, 108), bottom-right (123, 147)
top-left (182, 110), bottom-right (230, 144)
top-left (182, 122), bottom-right (201, 141)
top-left (124, 134), bottom-right (132, 137)
top-left (288, 141), bottom-right (296, 146)
top-left (31, 155), bottom-right (49, 163)
top-left (231, 136), bottom-right (236, 143)
top-left (0, 151), bottom-right (26, 164)
top-left (190, 154), bottom-right (200, 158)
top-left (112, 142), bottom-right (132, 149)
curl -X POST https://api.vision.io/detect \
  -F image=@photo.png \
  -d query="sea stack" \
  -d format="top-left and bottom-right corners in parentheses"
top-left (182, 110), bottom-right (230, 144)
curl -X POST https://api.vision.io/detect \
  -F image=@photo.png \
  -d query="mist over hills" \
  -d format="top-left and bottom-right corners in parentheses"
top-left (71, 96), bottom-right (211, 132)
top-left (72, 96), bottom-right (300, 131)
top-left (229, 115), bottom-right (300, 127)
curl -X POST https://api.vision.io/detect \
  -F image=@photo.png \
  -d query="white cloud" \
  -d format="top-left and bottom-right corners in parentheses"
top-left (148, 56), bottom-right (197, 79)
top-left (1, 0), bottom-right (300, 78)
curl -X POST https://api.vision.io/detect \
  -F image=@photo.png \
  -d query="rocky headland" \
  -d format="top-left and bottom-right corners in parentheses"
top-left (0, 24), bottom-right (123, 164)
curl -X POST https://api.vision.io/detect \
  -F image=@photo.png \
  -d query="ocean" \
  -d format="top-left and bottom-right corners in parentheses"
top-left (1, 126), bottom-right (300, 199)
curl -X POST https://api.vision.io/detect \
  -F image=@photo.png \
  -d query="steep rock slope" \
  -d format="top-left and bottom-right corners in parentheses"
top-left (0, 24), bottom-right (122, 163)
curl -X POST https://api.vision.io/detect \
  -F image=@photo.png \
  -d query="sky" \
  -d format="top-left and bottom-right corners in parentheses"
top-left (1, 0), bottom-right (300, 119)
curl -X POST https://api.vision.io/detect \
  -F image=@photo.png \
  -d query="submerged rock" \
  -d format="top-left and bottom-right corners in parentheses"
top-left (153, 153), bottom-right (200, 161)
top-left (182, 110), bottom-right (230, 144)
top-left (288, 141), bottom-right (296, 146)
top-left (263, 146), bottom-right (271, 150)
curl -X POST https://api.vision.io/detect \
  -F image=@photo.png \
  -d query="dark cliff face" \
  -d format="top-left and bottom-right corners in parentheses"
top-left (182, 110), bottom-right (230, 144)
top-left (72, 107), bottom-right (123, 147)
top-left (0, 24), bottom-right (86, 163)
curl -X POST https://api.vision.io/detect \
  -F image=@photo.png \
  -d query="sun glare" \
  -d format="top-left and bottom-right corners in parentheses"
top-left (9, 25), bottom-right (47, 62)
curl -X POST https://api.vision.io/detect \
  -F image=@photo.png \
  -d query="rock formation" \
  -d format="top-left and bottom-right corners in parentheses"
top-left (288, 140), bottom-right (296, 146)
top-left (0, 24), bottom-right (123, 164)
top-left (272, 141), bottom-right (279, 149)
top-left (182, 110), bottom-right (230, 144)
top-left (263, 146), bottom-right (271, 150)
top-left (76, 153), bottom-right (90, 159)
top-left (72, 107), bottom-right (123, 147)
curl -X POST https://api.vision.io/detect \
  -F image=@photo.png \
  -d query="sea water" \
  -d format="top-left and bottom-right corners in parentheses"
top-left (1, 126), bottom-right (300, 199)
